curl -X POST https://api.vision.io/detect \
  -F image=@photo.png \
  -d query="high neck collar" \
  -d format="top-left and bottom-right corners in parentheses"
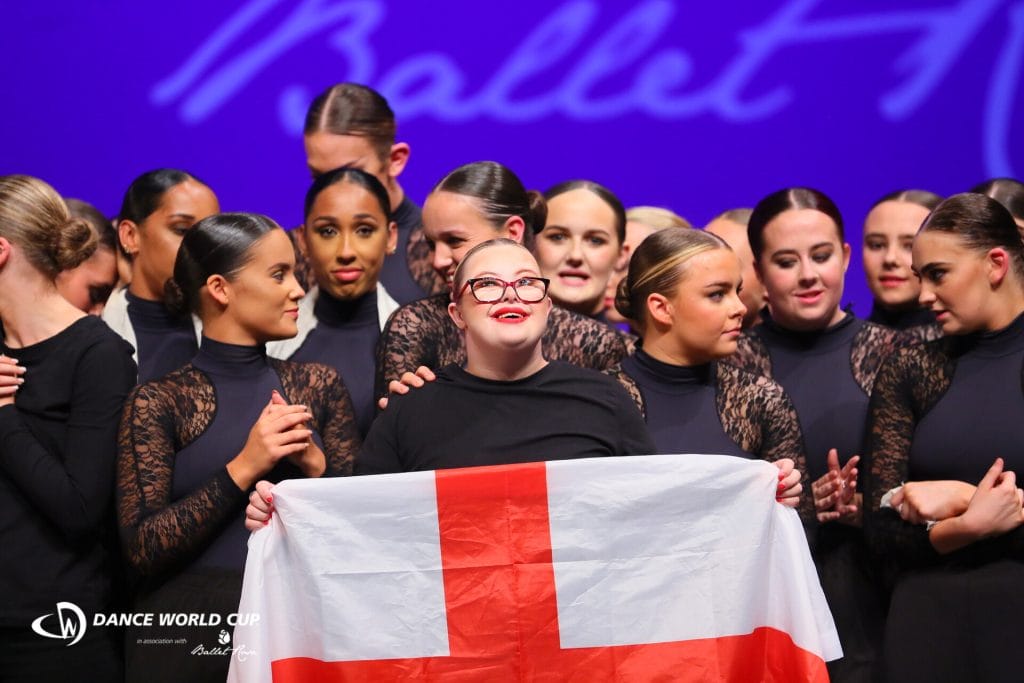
top-left (193, 336), bottom-right (270, 377)
top-left (633, 348), bottom-right (713, 385)
top-left (958, 311), bottom-right (1024, 358)
top-left (868, 301), bottom-right (936, 330)
top-left (126, 290), bottom-right (189, 328)
top-left (314, 288), bottom-right (379, 327)
top-left (759, 308), bottom-right (859, 352)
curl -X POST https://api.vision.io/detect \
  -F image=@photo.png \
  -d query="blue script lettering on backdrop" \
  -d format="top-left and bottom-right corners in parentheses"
top-left (151, 0), bottom-right (1019, 178)
top-left (1, 0), bottom-right (1020, 310)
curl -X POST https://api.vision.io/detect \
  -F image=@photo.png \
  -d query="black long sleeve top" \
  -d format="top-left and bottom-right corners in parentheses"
top-left (864, 311), bottom-right (1024, 569)
top-left (611, 348), bottom-right (814, 523)
top-left (0, 316), bottom-right (136, 624)
top-left (116, 338), bottom-right (360, 582)
top-left (727, 312), bottom-right (906, 482)
top-left (357, 361), bottom-right (654, 474)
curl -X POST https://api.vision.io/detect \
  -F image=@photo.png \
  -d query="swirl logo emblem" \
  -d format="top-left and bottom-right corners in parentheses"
top-left (31, 602), bottom-right (87, 646)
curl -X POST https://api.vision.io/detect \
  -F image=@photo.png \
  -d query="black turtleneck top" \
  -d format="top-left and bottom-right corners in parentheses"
top-left (729, 312), bottom-right (905, 482)
top-left (866, 312), bottom-right (1024, 566)
top-left (0, 316), bottom-right (136, 624)
top-left (868, 302), bottom-right (942, 343)
top-left (291, 289), bottom-right (380, 436)
top-left (126, 290), bottom-right (198, 382)
top-left (620, 350), bottom-right (750, 458)
top-left (358, 361), bottom-right (654, 475)
top-left (117, 337), bottom-right (360, 582)
top-left (611, 349), bottom-right (814, 523)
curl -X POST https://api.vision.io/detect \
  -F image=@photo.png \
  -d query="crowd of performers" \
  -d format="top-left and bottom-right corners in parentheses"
top-left (3, 83), bottom-right (1024, 682)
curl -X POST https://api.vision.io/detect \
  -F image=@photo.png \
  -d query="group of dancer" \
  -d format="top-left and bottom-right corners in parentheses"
top-left (2, 81), bottom-right (1024, 683)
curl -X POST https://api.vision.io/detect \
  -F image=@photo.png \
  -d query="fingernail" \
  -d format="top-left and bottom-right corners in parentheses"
top-left (777, 482), bottom-right (786, 491)
top-left (266, 495), bottom-right (273, 504)
top-left (778, 470), bottom-right (785, 479)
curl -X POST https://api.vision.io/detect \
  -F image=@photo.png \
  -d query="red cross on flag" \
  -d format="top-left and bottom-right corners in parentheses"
top-left (228, 454), bottom-right (841, 682)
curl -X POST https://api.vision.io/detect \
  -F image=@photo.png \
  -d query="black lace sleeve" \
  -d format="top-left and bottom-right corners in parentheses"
top-left (904, 323), bottom-right (943, 345)
top-left (273, 359), bottom-right (360, 476)
top-left (375, 294), bottom-right (463, 399)
top-left (724, 330), bottom-right (773, 378)
top-left (850, 322), bottom-right (911, 395)
top-left (542, 307), bottom-right (628, 371)
top-left (716, 363), bottom-right (814, 523)
top-left (862, 342), bottom-right (953, 566)
top-left (116, 367), bottom-right (248, 577)
top-left (605, 363), bottom-right (645, 417)
top-left (407, 227), bottom-right (447, 296)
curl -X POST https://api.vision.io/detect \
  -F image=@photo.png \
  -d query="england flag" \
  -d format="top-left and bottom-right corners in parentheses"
top-left (229, 454), bottom-right (840, 682)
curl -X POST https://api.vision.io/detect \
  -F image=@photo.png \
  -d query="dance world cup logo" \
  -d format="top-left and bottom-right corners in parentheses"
top-left (31, 602), bottom-right (87, 646)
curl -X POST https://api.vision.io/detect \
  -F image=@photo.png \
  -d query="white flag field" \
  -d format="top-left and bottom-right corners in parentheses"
top-left (229, 454), bottom-right (841, 682)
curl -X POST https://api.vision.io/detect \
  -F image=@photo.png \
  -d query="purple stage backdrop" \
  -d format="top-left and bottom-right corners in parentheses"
top-left (2, 0), bottom-right (1022, 310)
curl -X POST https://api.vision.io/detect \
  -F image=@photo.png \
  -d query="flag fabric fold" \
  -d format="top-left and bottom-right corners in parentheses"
top-left (229, 454), bottom-right (840, 682)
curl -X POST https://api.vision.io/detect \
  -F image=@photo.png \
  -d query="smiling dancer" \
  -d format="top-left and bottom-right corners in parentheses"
top-left (862, 189), bottom-right (943, 342)
top-left (375, 161), bottom-right (628, 399)
top-left (117, 213), bottom-right (359, 682)
top-left (728, 187), bottom-right (906, 683)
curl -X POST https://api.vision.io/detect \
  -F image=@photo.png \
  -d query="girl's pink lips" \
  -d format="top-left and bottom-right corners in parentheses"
top-left (332, 268), bottom-right (364, 283)
top-left (490, 305), bottom-right (530, 323)
top-left (794, 290), bottom-right (824, 304)
top-left (878, 276), bottom-right (908, 288)
top-left (285, 309), bottom-right (299, 320)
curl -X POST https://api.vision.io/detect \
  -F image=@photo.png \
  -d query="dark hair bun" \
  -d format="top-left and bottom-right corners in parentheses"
top-left (526, 190), bottom-right (548, 234)
top-left (53, 217), bottom-right (97, 272)
top-left (614, 276), bottom-right (634, 320)
top-left (163, 278), bottom-right (190, 319)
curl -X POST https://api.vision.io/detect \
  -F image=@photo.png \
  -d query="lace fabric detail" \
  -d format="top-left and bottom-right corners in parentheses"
top-left (376, 295), bottom-right (629, 396)
top-left (863, 339), bottom-right (955, 566)
top-left (117, 360), bottom-right (359, 577)
top-left (725, 331), bottom-right (773, 377)
top-left (903, 323), bottom-right (944, 345)
top-left (605, 364), bottom-right (645, 418)
top-left (849, 322), bottom-right (909, 395)
top-left (268, 358), bottom-right (360, 476)
top-left (609, 361), bottom-right (813, 522)
top-left (407, 227), bottom-right (447, 295)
